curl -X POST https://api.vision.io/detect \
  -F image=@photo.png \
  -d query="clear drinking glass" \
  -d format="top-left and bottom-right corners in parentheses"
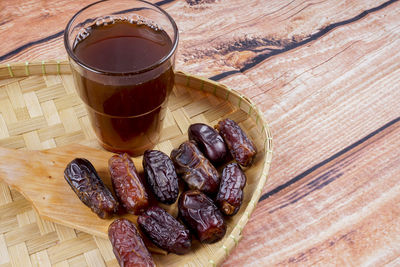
top-left (64, 0), bottom-right (178, 156)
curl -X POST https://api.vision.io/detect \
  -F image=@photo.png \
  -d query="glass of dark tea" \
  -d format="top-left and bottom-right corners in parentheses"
top-left (64, 0), bottom-right (178, 156)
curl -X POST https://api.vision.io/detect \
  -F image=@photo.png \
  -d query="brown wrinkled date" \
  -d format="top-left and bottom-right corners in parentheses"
top-left (109, 153), bottom-right (148, 214)
top-left (171, 141), bottom-right (220, 195)
top-left (179, 190), bottom-right (226, 243)
top-left (216, 163), bottom-right (247, 216)
top-left (188, 123), bottom-right (228, 165)
top-left (64, 158), bottom-right (118, 219)
top-left (108, 218), bottom-right (155, 267)
top-left (216, 118), bottom-right (257, 167)
top-left (138, 206), bottom-right (191, 254)
top-left (143, 150), bottom-right (179, 204)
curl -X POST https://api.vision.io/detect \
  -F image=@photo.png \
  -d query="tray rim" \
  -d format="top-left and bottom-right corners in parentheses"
top-left (0, 61), bottom-right (273, 267)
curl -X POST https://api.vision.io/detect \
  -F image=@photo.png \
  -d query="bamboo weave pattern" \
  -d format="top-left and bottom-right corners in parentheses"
top-left (0, 62), bottom-right (272, 267)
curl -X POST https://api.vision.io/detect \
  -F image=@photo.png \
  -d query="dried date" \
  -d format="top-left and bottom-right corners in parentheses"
top-left (188, 123), bottom-right (228, 165)
top-left (179, 190), bottom-right (226, 243)
top-left (109, 153), bottom-right (148, 215)
top-left (138, 206), bottom-right (191, 254)
top-left (108, 218), bottom-right (155, 267)
top-left (216, 163), bottom-right (246, 216)
top-left (171, 141), bottom-right (220, 195)
top-left (64, 158), bottom-right (118, 219)
top-left (143, 150), bottom-right (179, 204)
top-left (216, 118), bottom-right (257, 167)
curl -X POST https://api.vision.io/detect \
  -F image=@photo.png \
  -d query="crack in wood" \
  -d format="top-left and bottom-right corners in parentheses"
top-left (155, 0), bottom-right (176, 6)
top-left (259, 116), bottom-right (400, 204)
top-left (186, 0), bottom-right (216, 6)
top-left (268, 171), bottom-right (343, 214)
top-left (182, 36), bottom-right (292, 70)
top-left (0, 19), bottom-right (12, 27)
top-left (209, 0), bottom-right (399, 81)
top-left (281, 156), bottom-right (350, 203)
top-left (0, 30), bottom-right (65, 62)
top-left (206, 36), bottom-right (289, 56)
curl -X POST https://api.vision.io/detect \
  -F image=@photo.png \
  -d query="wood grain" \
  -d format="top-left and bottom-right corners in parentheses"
top-left (226, 119), bottom-right (400, 266)
top-left (248, 1), bottom-right (400, 191)
top-left (1, 0), bottom-right (400, 266)
top-left (0, 144), bottom-right (122, 238)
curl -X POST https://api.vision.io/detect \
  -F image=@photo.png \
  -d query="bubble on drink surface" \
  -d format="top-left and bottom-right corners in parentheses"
top-left (95, 16), bottom-right (116, 26)
top-left (73, 27), bottom-right (91, 49)
top-left (124, 15), bottom-right (165, 45)
top-left (73, 15), bottom-right (164, 50)
top-left (108, 14), bottom-right (162, 31)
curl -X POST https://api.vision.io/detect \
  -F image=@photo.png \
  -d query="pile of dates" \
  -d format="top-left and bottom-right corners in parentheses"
top-left (64, 118), bottom-right (256, 266)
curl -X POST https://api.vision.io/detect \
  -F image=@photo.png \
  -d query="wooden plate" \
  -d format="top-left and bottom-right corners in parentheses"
top-left (0, 61), bottom-right (272, 267)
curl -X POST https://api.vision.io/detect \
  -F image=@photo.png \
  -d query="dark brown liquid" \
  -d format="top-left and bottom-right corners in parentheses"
top-left (72, 20), bottom-right (174, 156)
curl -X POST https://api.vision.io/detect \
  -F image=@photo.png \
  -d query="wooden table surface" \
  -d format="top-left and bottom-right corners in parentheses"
top-left (1, 0), bottom-right (399, 266)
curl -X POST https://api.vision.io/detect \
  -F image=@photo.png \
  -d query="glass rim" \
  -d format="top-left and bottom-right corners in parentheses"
top-left (63, 0), bottom-right (179, 76)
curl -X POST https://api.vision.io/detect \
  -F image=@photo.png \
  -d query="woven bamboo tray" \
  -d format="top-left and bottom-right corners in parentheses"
top-left (0, 61), bottom-right (272, 267)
